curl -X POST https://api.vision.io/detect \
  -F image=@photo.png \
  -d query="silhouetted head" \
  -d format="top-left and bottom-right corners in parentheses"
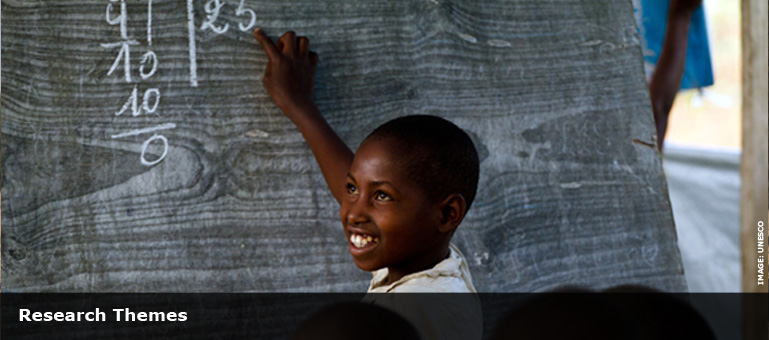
top-left (291, 302), bottom-right (422, 340)
top-left (603, 285), bottom-right (717, 340)
top-left (492, 287), bottom-right (644, 340)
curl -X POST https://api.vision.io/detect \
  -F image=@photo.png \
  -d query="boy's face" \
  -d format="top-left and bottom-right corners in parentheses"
top-left (340, 138), bottom-right (444, 273)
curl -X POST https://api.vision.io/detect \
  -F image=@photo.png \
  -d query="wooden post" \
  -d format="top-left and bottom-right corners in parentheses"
top-left (741, 0), bottom-right (768, 294)
top-left (741, 0), bottom-right (768, 338)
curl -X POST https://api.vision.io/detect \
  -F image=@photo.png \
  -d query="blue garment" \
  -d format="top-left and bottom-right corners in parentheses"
top-left (633, 0), bottom-right (714, 90)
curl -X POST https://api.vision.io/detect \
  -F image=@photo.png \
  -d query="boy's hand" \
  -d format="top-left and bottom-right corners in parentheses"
top-left (253, 29), bottom-right (352, 204)
top-left (254, 28), bottom-right (319, 112)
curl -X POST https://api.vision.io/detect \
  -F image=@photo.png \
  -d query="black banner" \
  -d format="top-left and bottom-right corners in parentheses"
top-left (2, 293), bottom-right (766, 340)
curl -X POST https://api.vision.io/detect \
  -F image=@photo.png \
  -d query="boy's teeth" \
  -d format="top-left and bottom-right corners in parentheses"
top-left (350, 233), bottom-right (377, 248)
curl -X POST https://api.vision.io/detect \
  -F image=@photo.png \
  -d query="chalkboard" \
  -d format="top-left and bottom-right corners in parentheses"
top-left (1, 0), bottom-right (687, 292)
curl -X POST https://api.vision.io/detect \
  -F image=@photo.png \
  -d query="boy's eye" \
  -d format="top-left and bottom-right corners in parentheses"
top-left (346, 183), bottom-right (358, 194)
top-left (374, 191), bottom-right (391, 201)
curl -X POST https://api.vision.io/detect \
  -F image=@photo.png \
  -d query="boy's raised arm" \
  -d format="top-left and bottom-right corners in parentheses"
top-left (254, 28), bottom-right (353, 204)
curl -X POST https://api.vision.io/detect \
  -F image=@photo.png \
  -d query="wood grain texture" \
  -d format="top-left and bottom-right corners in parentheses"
top-left (740, 0), bottom-right (768, 338)
top-left (740, 0), bottom-right (768, 294)
top-left (1, 0), bottom-right (686, 292)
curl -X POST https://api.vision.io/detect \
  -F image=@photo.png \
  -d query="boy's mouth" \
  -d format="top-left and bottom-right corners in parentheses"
top-left (349, 232), bottom-right (379, 249)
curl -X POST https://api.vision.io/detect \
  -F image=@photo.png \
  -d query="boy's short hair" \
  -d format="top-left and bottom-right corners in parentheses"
top-left (365, 115), bottom-right (480, 210)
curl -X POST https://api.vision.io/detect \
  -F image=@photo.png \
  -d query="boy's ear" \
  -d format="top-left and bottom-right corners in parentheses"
top-left (438, 194), bottom-right (467, 233)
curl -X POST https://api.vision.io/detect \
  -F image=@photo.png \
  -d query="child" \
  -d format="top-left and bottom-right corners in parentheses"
top-left (648, 0), bottom-right (703, 150)
top-left (252, 28), bottom-right (480, 293)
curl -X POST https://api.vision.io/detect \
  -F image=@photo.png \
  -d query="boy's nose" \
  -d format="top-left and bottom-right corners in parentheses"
top-left (342, 200), bottom-right (370, 224)
top-left (347, 211), bottom-right (368, 224)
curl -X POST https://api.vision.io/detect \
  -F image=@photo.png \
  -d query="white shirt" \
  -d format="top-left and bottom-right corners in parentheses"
top-left (367, 243), bottom-right (477, 293)
top-left (362, 244), bottom-right (483, 340)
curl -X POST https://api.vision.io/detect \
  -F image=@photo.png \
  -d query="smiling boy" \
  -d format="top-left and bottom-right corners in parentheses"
top-left (253, 28), bottom-right (479, 293)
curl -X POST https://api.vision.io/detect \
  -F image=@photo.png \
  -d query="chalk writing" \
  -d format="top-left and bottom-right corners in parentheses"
top-left (111, 123), bottom-right (176, 139)
top-left (142, 88), bottom-right (161, 114)
top-left (105, 0), bottom-right (128, 39)
top-left (102, 0), bottom-right (259, 163)
top-left (140, 0), bottom-right (158, 79)
top-left (104, 0), bottom-right (173, 166)
top-left (140, 135), bottom-right (169, 166)
top-left (115, 86), bottom-right (139, 116)
top-left (146, 0), bottom-right (153, 46)
top-left (116, 86), bottom-right (161, 117)
top-left (201, 0), bottom-right (229, 34)
top-left (139, 51), bottom-right (158, 79)
top-left (187, 0), bottom-right (257, 87)
top-left (102, 0), bottom-right (137, 82)
top-left (102, 40), bottom-right (139, 83)
top-left (186, 0), bottom-right (198, 87)
top-left (236, 0), bottom-right (257, 32)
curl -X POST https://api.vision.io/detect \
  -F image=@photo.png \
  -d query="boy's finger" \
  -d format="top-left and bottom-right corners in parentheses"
top-left (279, 31), bottom-right (297, 54)
top-left (298, 36), bottom-right (309, 55)
top-left (309, 52), bottom-right (318, 86)
top-left (254, 28), bottom-right (280, 60)
top-left (309, 51), bottom-right (318, 68)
